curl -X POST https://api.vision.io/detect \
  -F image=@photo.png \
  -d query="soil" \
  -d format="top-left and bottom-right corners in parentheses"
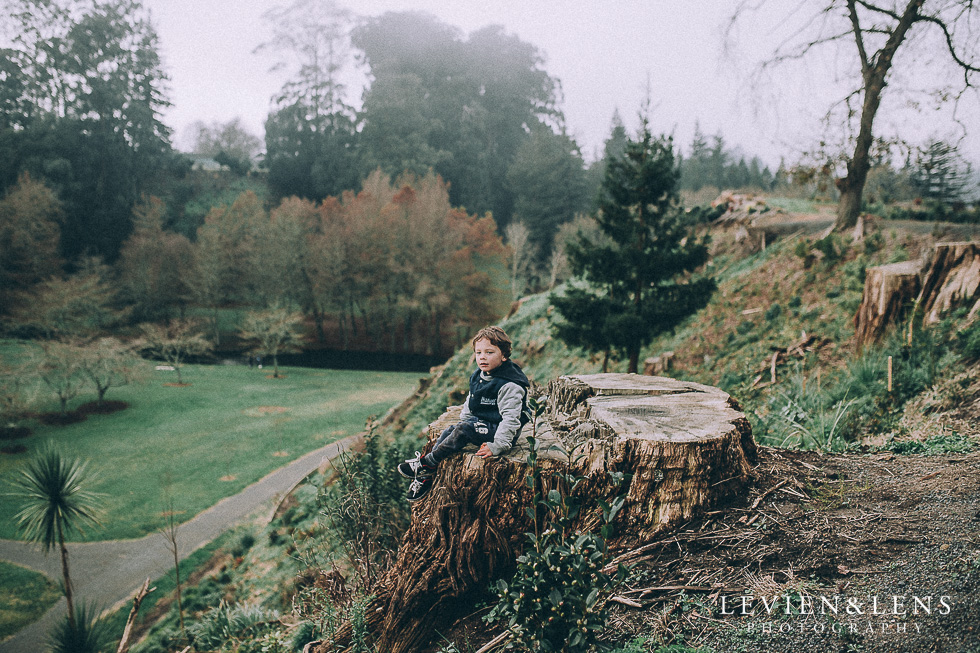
top-left (598, 446), bottom-right (980, 653)
top-left (36, 410), bottom-right (87, 425)
top-left (432, 446), bottom-right (980, 653)
top-left (77, 399), bottom-right (129, 415)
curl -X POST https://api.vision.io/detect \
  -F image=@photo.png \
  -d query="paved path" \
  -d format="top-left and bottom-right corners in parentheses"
top-left (0, 435), bottom-right (359, 653)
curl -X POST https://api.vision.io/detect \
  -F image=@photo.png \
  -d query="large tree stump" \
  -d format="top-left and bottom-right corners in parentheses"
top-left (918, 242), bottom-right (980, 324)
top-left (854, 243), bottom-right (980, 348)
top-left (854, 260), bottom-right (922, 347)
top-left (314, 374), bottom-right (754, 653)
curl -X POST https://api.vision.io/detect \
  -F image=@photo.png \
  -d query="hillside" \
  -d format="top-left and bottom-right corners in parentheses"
top-left (124, 216), bottom-right (980, 653)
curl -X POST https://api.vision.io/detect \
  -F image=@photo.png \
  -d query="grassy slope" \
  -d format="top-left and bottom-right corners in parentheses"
top-left (0, 361), bottom-right (419, 540)
top-left (388, 225), bottom-right (934, 452)
top-left (119, 219), bottom-right (980, 653)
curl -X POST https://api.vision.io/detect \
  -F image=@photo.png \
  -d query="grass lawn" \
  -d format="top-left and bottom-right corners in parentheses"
top-left (0, 360), bottom-right (419, 541)
top-left (0, 561), bottom-right (61, 639)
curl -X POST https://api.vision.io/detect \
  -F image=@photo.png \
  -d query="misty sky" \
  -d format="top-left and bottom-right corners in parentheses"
top-left (144, 0), bottom-right (979, 168)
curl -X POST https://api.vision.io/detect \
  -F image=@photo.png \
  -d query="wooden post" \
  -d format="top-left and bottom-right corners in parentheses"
top-left (887, 356), bottom-right (893, 393)
top-left (770, 352), bottom-right (778, 384)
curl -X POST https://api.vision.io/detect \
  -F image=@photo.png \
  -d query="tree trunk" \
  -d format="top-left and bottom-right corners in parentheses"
top-left (835, 0), bottom-right (924, 230)
top-left (314, 374), bottom-right (755, 653)
top-left (853, 260), bottom-right (922, 348)
top-left (59, 536), bottom-right (75, 629)
top-left (916, 242), bottom-right (980, 325)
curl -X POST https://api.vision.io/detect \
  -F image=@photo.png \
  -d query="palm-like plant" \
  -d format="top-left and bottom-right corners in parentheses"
top-left (10, 444), bottom-right (102, 628)
top-left (48, 602), bottom-right (114, 653)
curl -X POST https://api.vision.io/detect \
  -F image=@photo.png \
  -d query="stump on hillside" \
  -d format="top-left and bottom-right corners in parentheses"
top-left (854, 242), bottom-right (980, 348)
top-left (854, 260), bottom-right (922, 348)
top-left (918, 242), bottom-right (980, 324)
top-left (313, 374), bottom-right (755, 653)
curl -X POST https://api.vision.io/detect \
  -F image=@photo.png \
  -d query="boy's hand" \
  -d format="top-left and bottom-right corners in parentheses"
top-left (477, 443), bottom-right (494, 459)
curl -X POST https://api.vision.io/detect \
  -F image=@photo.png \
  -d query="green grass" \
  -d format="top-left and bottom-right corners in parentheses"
top-left (764, 196), bottom-right (828, 214)
top-left (101, 530), bottom-right (234, 650)
top-left (0, 361), bottom-right (419, 541)
top-left (0, 561), bottom-right (61, 639)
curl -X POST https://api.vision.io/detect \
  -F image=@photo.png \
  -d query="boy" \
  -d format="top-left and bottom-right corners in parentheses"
top-left (398, 326), bottom-right (531, 502)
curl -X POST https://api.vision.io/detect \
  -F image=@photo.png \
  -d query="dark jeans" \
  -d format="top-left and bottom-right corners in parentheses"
top-left (427, 419), bottom-right (496, 465)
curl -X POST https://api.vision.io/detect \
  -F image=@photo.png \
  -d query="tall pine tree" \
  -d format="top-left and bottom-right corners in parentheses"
top-left (551, 117), bottom-right (715, 373)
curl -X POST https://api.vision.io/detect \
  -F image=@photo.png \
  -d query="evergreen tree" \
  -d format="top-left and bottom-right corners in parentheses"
top-left (910, 139), bottom-right (972, 205)
top-left (551, 118), bottom-right (715, 373)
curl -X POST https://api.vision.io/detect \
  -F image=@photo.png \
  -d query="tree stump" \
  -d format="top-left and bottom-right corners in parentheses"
top-left (854, 243), bottom-right (980, 348)
top-left (918, 242), bottom-right (980, 324)
top-left (313, 374), bottom-right (755, 653)
top-left (853, 260), bottom-right (922, 348)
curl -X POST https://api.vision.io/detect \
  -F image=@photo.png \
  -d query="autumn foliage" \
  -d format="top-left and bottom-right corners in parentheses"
top-left (186, 170), bottom-right (509, 356)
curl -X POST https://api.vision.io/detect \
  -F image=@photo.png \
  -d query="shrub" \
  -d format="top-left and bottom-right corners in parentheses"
top-left (488, 398), bottom-right (629, 652)
top-left (186, 601), bottom-right (279, 650)
top-left (48, 603), bottom-right (114, 653)
top-left (956, 318), bottom-right (980, 361)
top-left (316, 423), bottom-right (411, 592)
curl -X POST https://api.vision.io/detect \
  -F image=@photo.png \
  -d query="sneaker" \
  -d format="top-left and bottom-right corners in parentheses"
top-left (397, 452), bottom-right (435, 479)
top-left (406, 475), bottom-right (433, 502)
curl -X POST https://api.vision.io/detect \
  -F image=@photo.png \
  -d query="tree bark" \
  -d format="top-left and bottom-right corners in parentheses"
top-left (835, 0), bottom-right (924, 230)
top-left (853, 260), bottom-right (922, 348)
top-left (60, 537), bottom-right (75, 629)
top-left (917, 242), bottom-right (980, 325)
top-left (314, 374), bottom-right (755, 653)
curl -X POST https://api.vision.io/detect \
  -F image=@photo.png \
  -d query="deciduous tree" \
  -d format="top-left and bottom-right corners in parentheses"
top-left (8, 264), bottom-right (120, 340)
top-left (117, 195), bottom-right (194, 321)
top-left (77, 337), bottom-right (145, 406)
top-left (0, 173), bottom-right (63, 315)
top-left (139, 319), bottom-right (213, 385)
top-left (31, 340), bottom-right (86, 414)
top-left (730, 0), bottom-right (980, 230)
top-left (505, 221), bottom-right (536, 302)
top-left (186, 118), bottom-right (262, 175)
top-left (238, 303), bottom-right (306, 378)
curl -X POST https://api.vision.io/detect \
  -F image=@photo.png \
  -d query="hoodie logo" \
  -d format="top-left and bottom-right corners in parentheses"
top-left (480, 397), bottom-right (496, 406)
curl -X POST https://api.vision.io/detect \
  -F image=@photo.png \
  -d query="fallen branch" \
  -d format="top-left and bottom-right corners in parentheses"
top-left (624, 585), bottom-right (717, 595)
top-left (609, 595), bottom-right (643, 608)
top-left (750, 479), bottom-right (789, 510)
top-left (474, 630), bottom-right (511, 653)
top-left (116, 578), bottom-right (155, 653)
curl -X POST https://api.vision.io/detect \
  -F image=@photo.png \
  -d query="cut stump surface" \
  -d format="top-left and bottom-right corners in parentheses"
top-left (314, 373), bottom-right (755, 653)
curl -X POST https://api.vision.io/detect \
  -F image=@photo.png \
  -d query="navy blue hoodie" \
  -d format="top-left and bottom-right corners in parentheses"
top-left (458, 359), bottom-right (530, 455)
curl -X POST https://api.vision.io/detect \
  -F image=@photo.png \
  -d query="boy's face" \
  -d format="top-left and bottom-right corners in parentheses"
top-left (473, 338), bottom-right (506, 373)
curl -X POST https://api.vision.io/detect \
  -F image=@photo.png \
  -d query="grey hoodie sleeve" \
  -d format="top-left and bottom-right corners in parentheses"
top-left (487, 381), bottom-right (526, 456)
top-left (458, 393), bottom-right (473, 421)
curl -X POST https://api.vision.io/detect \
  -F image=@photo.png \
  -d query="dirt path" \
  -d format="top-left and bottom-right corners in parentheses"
top-left (605, 447), bottom-right (980, 652)
top-left (0, 435), bottom-right (358, 653)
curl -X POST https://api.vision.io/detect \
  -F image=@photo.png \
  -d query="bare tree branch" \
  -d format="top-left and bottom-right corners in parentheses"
top-left (847, 0), bottom-right (872, 77)
top-left (916, 13), bottom-right (980, 82)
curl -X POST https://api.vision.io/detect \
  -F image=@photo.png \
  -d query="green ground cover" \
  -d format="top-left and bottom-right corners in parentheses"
top-left (101, 531), bottom-right (234, 650)
top-left (0, 561), bottom-right (61, 639)
top-left (0, 359), bottom-right (419, 541)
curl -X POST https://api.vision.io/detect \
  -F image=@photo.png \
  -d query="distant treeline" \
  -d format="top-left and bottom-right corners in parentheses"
top-left (2, 0), bottom-right (976, 357)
